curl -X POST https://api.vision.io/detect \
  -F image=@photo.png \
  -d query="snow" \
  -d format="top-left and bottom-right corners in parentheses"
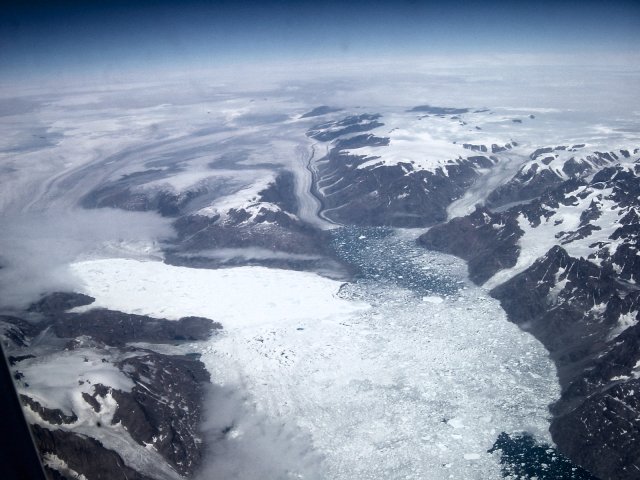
top-left (70, 259), bottom-right (366, 326)
top-left (18, 347), bottom-right (182, 480)
top-left (464, 453), bottom-right (482, 461)
top-left (18, 348), bottom-right (135, 416)
top-left (196, 173), bottom-right (274, 216)
top-left (422, 295), bottom-right (444, 304)
top-left (69, 254), bottom-right (559, 480)
top-left (447, 153), bottom-right (529, 219)
top-left (344, 112), bottom-right (510, 174)
top-left (43, 453), bottom-right (88, 480)
top-left (138, 170), bottom-right (232, 192)
top-left (194, 172), bottom-right (296, 224)
top-left (484, 186), bottom-right (626, 289)
top-left (548, 267), bottom-right (568, 302)
top-left (609, 312), bottom-right (639, 340)
top-left (517, 147), bottom-right (621, 180)
top-left (355, 128), bottom-right (466, 172)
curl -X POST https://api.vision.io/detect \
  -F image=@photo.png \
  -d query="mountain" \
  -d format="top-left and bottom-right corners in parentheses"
top-left (1, 79), bottom-right (638, 480)
top-left (297, 105), bottom-right (639, 478)
top-left (420, 152), bottom-right (640, 479)
top-left (2, 293), bottom-right (218, 480)
top-left (306, 109), bottom-right (518, 227)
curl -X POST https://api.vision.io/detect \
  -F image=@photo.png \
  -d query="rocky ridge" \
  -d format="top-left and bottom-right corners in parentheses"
top-left (2, 293), bottom-right (219, 480)
top-left (9, 101), bottom-right (639, 479)
top-left (306, 109), bottom-right (518, 227)
top-left (419, 151), bottom-right (640, 479)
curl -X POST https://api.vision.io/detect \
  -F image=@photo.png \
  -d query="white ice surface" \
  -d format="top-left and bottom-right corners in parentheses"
top-left (43, 453), bottom-right (88, 480)
top-left (18, 348), bottom-right (181, 480)
top-left (609, 311), bottom-right (640, 340)
top-left (70, 257), bottom-right (559, 480)
top-left (194, 171), bottom-right (298, 225)
top-left (446, 153), bottom-right (530, 219)
top-left (139, 171), bottom-right (227, 192)
top-left (196, 174), bottom-right (271, 217)
top-left (484, 185), bottom-right (630, 289)
top-left (346, 111), bottom-right (510, 173)
top-left (18, 348), bottom-right (135, 416)
top-left (70, 259), bottom-right (365, 325)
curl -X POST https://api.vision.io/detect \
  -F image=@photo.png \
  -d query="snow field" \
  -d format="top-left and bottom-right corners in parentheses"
top-left (345, 111), bottom-right (509, 173)
top-left (18, 347), bottom-right (181, 480)
top-left (484, 185), bottom-right (628, 289)
top-left (19, 348), bottom-right (134, 416)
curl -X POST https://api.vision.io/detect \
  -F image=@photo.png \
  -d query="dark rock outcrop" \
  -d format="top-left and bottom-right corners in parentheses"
top-left (0, 315), bottom-right (45, 347)
top-left (81, 179), bottom-right (207, 217)
top-left (487, 167), bottom-right (563, 207)
top-left (52, 310), bottom-right (219, 347)
top-left (419, 207), bottom-right (522, 284)
top-left (32, 425), bottom-right (155, 480)
top-left (300, 106), bottom-right (342, 118)
top-left (255, 170), bottom-right (298, 214)
top-left (307, 113), bottom-right (384, 141)
top-left (109, 351), bottom-right (210, 476)
top-left (20, 395), bottom-right (78, 425)
top-left (312, 143), bottom-right (480, 228)
top-left (28, 292), bottom-right (95, 314)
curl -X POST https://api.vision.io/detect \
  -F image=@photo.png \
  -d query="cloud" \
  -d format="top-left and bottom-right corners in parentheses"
top-left (0, 208), bottom-right (173, 309)
top-left (198, 383), bottom-right (326, 480)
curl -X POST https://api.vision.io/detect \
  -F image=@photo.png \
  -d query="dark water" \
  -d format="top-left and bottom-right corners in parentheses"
top-left (329, 226), bottom-right (599, 480)
top-left (490, 433), bottom-right (599, 480)
top-left (330, 226), bottom-right (461, 296)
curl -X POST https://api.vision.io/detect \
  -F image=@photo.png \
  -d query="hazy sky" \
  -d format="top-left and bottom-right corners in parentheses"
top-left (2, 0), bottom-right (639, 82)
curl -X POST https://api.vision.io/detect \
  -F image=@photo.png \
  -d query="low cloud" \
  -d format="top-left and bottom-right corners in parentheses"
top-left (178, 247), bottom-right (322, 262)
top-left (198, 383), bottom-right (326, 480)
top-left (0, 208), bottom-right (173, 309)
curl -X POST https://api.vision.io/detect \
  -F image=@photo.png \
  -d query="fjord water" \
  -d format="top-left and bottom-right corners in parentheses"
top-left (330, 227), bottom-right (596, 479)
top-left (192, 227), bottom-right (563, 479)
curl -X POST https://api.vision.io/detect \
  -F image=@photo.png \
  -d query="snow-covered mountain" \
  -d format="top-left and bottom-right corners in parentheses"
top-left (2, 293), bottom-right (217, 480)
top-left (1, 68), bottom-right (639, 480)
top-left (421, 152), bottom-right (640, 479)
top-left (300, 103), bottom-right (640, 479)
top-left (305, 108), bottom-right (519, 227)
top-left (294, 102), bottom-right (640, 478)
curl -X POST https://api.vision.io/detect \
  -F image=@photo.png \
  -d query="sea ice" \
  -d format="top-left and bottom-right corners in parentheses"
top-left (69, 247), bottom-right (559, 480)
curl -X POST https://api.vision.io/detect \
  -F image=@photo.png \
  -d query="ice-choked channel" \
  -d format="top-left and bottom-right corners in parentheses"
top-left (70, 229), bottom-right (560, 479)
top-left (196, 228), bottom-right (560, 479)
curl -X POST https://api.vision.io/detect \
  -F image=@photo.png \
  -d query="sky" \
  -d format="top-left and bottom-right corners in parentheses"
top-left (1, 0), bottom-right (639, 83)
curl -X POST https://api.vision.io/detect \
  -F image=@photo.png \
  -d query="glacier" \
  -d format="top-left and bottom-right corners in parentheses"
top-left (69, 229), bottom-right (559, 479)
